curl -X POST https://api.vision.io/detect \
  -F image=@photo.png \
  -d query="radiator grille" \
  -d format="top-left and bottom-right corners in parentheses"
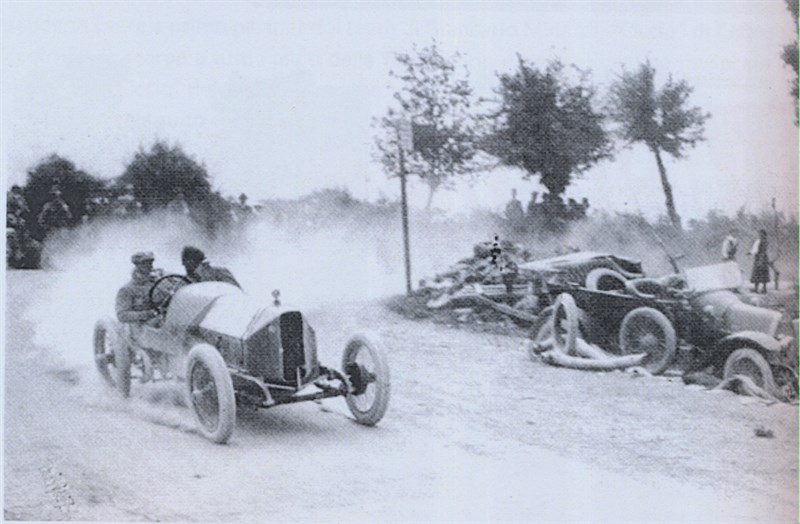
top-left (280, 312), bottom-right (305, 381)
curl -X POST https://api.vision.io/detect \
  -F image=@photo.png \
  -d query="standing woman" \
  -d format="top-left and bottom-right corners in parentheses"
top-left (748, 229), bottom-right (770, 294)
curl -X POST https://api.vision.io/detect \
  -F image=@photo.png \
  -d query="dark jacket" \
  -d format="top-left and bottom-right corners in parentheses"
top-left (189, 261), bottom-right (240, 288)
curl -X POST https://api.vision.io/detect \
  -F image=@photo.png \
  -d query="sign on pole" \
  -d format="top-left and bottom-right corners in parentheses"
top-left (398, 118), bottom-right (413, 152)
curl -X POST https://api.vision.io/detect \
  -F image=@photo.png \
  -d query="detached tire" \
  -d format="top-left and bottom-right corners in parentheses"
top-left (619, 307), bottom-right (676, 375)
top-left (585, 268), bottom-right (627, 291)
top-left (723, 348), bottom-right (777, 396)
top-left (186, 344), bottom-right (236, 444)
top-left (526, 307), bottom-right (554, 360)
top-left (342, 333), bottom-right (391, 426)
top-left (551, 293), bottom-right (580, 355)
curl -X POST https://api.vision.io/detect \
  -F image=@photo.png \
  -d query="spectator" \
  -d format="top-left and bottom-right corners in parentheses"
top-left (37, 185), bottom-right (72, 232)
top-left (721, 229), bottom-right (739, 262)
top-left (748, 229), bottom-right (770, 294)
top-left (504, 189), bottom-right (525, 231)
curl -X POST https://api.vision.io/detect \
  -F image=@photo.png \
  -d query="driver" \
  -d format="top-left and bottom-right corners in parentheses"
top-left (181, 246), bottom-right (240, 288)
top-left (115, 251), bottom-right (164, 325)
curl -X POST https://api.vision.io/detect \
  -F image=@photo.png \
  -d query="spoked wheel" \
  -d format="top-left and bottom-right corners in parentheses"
top-left (551, 293), bottom-right (580, 355)
top-left (619, 307), bottom-right (676, 375)
top-left (723, 348), bottom-right (777, 396)
top-left (93, 318), bottom-right (119, 387)
top-left (93, 317), bottom-right (131, 397)
top-left (186, 344), bottom-right (236, 444)
top-left (342, 333), bottom-right (391, 426)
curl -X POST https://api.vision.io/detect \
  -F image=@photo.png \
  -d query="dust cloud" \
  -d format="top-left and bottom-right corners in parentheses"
top-left (21, 208), bottom-right (493, 376)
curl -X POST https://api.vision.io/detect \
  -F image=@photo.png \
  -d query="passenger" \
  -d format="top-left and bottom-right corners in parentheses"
top-left (181, 246), bottom-right (240, 288)
top-left (116, 251), bottom-right (164, 324)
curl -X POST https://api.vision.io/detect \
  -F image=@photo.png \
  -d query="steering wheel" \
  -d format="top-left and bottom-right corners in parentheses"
top-left (149, 274), bottom-right (191, 312)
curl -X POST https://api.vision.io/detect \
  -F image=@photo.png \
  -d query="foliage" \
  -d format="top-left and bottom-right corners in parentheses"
top-left (374, 42), bottom-right (488, 208)
top-left (782, 0), bottom-right (798, 122)
top-left (22, 154), bottom-right (106, 236)
top-left (120, 141), bottom-right (213, 212)
top-left (485, 57), bottom-right (612, 195)
top-left (607, 61), bottom-right (710, 229)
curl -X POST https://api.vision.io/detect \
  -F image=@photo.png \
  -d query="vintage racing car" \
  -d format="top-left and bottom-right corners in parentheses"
top-left (93, 275), bottom-right (391, 443)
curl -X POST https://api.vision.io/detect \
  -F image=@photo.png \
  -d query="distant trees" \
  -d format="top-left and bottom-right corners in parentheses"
top-left (22, 154), bottom-right (105, 237)
top-left (120, 141), bottom-right (213, 212)
top-left (782, 0), bottom-right (798, 122)
top-left (485, 58), bottom-right (612, 196)
top-left (374, 42), bottom-right (487, 209)
top-left (607, 62), bottom-right (710, 230)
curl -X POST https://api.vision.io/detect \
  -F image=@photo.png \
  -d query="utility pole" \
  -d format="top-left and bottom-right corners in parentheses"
top-left (397, 119), bottom-right (413, 295)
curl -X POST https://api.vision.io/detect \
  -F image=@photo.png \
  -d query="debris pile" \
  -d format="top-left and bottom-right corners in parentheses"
top-left (417, 239), bottom-right (540, 326)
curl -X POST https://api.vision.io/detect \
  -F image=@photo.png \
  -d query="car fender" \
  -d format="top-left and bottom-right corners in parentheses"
top-left (717, 331), bottom-right (782, 353)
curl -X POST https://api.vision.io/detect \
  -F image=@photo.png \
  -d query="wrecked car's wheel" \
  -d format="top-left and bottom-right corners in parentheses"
top-left (551, 294), bottom-right (580, 355)
top-left (723, 348), bottom-right (777, 396)
top-left (186, 344), bottom-right (236, 444)
top-left (526, 307), bottom-right (554, 360)
top-left (342, 333), bottom-right (391, 426)
top-left (94, 317), bottom-right (121, 388)
top-left (619, 307), bottom-right (676, 375)
top-left (585, 268), bottom-right (627, 292)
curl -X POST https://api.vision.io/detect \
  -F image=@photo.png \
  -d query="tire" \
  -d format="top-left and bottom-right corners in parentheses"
top-left (93, 317), bottom-right (120, 387)
top-left (619, 307), bottom-right (676, 375)
top-left (585, 268), bottom-right (627, 292)
top-left (342, 333), bottom-right (391, 426)
top-left (625, 278), bottom-right (665, 299)
top-left (723, 348), bottom-right (777, 396)
top-left (551, 293), bottom-right (580, 355)
top-left (186, 344), bottom-right (236, 444)
top-left (526, 307), bottom-right (554, 361)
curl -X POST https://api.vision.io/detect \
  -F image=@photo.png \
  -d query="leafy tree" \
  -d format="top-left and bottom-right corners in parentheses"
top-left (485, 57), bottom-right (612, 196)
top-left (120, 141), bottom-right (212, 212)
top-left (782, 0), bottom-right (798, 122)
top-left (22, 154), bottom-right (106, 236)
top-left (607, 62), bottom-right (710, 229)
top-left (374, 42), bottom-right (486, 209)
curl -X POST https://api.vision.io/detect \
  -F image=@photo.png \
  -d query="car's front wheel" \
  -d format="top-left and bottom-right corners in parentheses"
top-left (186, 344), bottom-right (236, 444)
top-left (723, 347), bottom-right (777, 396)
top-left (342, 333), bottom-right (391, 426)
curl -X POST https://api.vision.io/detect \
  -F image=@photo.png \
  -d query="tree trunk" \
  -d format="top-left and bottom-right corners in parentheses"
top-left (652, 147), bottom-right (682, 230)
top-left (424, 183), bottom-right (437, 211)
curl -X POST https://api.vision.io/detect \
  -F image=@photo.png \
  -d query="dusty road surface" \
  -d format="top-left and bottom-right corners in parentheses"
top-left (4, 270), bottom-right (798, 522)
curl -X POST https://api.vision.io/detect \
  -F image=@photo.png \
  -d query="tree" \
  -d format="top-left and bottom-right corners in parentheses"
top-left (486, 57), bottom-right (612, 196)
top-left (782, 0), bottom-right (798, 122)
top-left (120, 141), bottom-right (212, 212)
top-left (374, 42), bottom-right (486, 209)
top-left (22, 154), bottom-right (106, 237)
top-left (607, 62), bottom-right (710, 230)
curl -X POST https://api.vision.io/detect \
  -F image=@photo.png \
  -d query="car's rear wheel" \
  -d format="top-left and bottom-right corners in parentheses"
top-left (342, 333), bottom-right (391, 426)
top-left (186, 344), bottom-right (236, 444)
top-left (723, 347), bottom-right (777, 396)
top-left (619, 307), bottom-right (676, 375)
top-left (93, 318), bottom-right (119, 387)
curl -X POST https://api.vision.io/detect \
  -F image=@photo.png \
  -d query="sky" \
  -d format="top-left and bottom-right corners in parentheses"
top-left (1, 1), bottom-right (797, 220)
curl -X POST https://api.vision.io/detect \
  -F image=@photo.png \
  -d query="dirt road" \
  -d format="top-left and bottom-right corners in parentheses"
top-left (4, 271), bottom-right (798, 522)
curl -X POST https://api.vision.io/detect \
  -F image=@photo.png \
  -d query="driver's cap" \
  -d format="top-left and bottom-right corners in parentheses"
top-left (131, 251), bottom-right (155, 264)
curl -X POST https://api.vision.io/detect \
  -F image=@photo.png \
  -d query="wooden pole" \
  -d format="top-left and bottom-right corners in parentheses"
top-left (399, 145), bottom-right (412, 295)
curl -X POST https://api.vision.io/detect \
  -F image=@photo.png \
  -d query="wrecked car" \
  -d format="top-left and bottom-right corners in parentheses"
top-left (531, 261), bottom-right (797, 400)
top-left (94, 276), bottom-right (391, 443)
